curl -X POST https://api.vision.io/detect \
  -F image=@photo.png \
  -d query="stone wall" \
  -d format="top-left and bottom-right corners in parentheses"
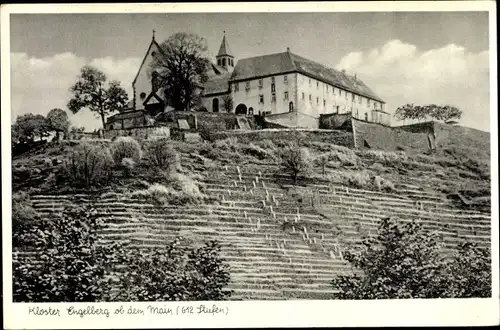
top-left (102, 126), bottom-right (170, 140)
top-left (211, 128), bottom-right (355, 147)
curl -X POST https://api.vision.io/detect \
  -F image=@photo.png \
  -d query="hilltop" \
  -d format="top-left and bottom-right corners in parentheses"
top-left (11, 125), bottom-right (491, 300)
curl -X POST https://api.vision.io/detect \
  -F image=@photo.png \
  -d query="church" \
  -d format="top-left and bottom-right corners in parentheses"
top-left (106, 32), bottom-right (389, 130)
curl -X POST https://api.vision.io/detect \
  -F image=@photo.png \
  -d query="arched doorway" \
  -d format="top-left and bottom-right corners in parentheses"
top-left (212, 98), bottom-right (219, 112)
top-left (235, 103), bottom-right (247, 115)
top-left (289, 101), bottom-right (294, 112)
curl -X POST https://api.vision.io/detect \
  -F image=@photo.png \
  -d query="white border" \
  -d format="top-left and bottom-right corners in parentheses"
top-left (2, 2), bottom-right (499, 328)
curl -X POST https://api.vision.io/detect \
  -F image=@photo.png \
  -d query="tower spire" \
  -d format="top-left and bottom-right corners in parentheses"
top-left (152, 29), bottom-right (156, 41)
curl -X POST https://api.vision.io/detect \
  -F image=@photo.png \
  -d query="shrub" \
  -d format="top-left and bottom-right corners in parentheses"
top-left (361, 150), bottom-right (408, 165)
top-left (279, 143), bottom-right (312, 184)
top-left (242, 143), bottom-right (276, 161)
top-left (373, 175), bottom-right (395, 192)
top-left (132, 173), bottom-right (205, 205)
top-left (371, 162), bottom-right (386, 173)
top-left (114, 239), bottom-right (231, 301)
top-left (340, 170), bottom-right (371, 189)
top-left (145, 137), bottom-right (179, 170)
top-left (258, 139), bottom-right (276, 150)
top-left (332, 217), bottom-right (491, 299)
top-left (12, 192), bottom-right (40, 247)
top-left (63, 142), bottom-right (114, 188)
top-left (110, 136), bottom-right (142, 164)
top-left (214, 137), bottom-right (238, 152)
top-left (13, 207), bottom-right (126, 302)
top-left (121, 157), bottom-right (136, 177)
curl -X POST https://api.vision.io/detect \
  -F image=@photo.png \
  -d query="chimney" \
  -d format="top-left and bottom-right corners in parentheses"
top-left (286, 47), bottom-right (290, 53)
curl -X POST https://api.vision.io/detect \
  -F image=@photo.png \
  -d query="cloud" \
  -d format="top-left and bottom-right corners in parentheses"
top-left (10, 52), bottom-right (140, 131)
top-left (336, 40), bottom-right (490, 131)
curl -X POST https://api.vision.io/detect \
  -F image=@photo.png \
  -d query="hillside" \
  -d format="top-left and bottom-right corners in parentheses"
top-left (11, 128), bottom-right (491, 300)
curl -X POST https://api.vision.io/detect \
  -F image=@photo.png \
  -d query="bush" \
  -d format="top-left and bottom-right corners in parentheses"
top-left (279, 143), bottom-right (312, 184)
top-left (132, 173), bottom-right (205, 205)
top-left (13, 207), bottom-right (125, 302)
top-left (373, 175), bottom-right (395, 192)
top-left (341, 170), bottom-right (371, 189)
top-left (63, 142), bottom-right (114, 188)
top-left (145, 137), bottom-right (179, 170)
top-left (371, 162), bottom-right (386, 173)
top-left (241, 143), bottom-right (276, 161)
top-left (332, 217), bottom-right (491, 299)
top-left (361, 150), bottom-right (408, 165)
top-left (121, 157), bottom-right (136, 177)
top-left (114, 240), bottom-right (231, 301)
top-left (12, 192), bottom-right (40, 247)
top-left (110, 136), bottom-right (142, 164)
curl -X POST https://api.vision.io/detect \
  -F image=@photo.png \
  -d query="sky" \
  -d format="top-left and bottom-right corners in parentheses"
top-left (9, 11), bottom-right (491, 131)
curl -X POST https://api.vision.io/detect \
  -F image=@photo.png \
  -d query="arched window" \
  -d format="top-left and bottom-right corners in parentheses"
top-left (248, 107), bottom-right (254, 115)
top-left (364, 112), bottom-right (368, 121)
top-left (222, 58), bottom-right (226, 67)
top-left (212, 98), bottom-right (219, 112)
top-left (289, 102), bottom-right (294, 112)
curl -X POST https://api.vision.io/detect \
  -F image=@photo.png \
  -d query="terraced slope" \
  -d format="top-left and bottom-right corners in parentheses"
top-left (25, 159), bottom-right (490, 300)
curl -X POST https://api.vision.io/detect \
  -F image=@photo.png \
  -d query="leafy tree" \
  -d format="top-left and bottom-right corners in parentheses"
top-left (395, 104), bottom-right (462, 123)
top-left (151, 32), bottom-right (211, 111)
top-left (110, 136), bottom-right (142, 164)
top-left (280, 142), bottom-right (312, 184)
top-left (13, 207), bottom-right (126, 302)
top-left (68, 65), bottom-right (128, 128)
top-left (11, 113), bottom-right (51, 144)
top-left (222, 94), bottom-right (234, 113)
top-left (145, 137), bottom-right (179, 170)
top-left (47, 108), bottom-right (70, 141)
top-left (114, 240), bottom-right (231, 301)
top-left (332, 217), bottom-right (491, 299)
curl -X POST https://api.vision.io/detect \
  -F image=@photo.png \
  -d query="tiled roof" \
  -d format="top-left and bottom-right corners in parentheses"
top-left (202, 73), bottom-right (231, 96)
top-left (230, 51), bottom-right (384, 102)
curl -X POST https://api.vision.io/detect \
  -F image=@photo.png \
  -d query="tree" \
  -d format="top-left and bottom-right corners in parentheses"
top-left (11, 113), bottom-right (51, 144)
top-left (222, 94), bottom-right (234, 113)
top-left (114, 240), bottom-right (231, 301)
top-left (395, 104), bottom-right (462, 123)
top-left (68, 66), bottom-right (128, 128)
top-left (13, 207), bottom-right (126, 302)
top-left (331, 217), bottom-right (491, 299)
top-left (151, 32), bottom-right (211, 111)
top-left (280, 142), bottom-right (312, 184)
top-left (47, 108), bottom-right (70, 141)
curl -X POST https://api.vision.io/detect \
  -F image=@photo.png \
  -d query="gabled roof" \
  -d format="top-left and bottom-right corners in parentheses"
top-left (202, 73), bottom-right (232, 96)
top-left (230, 51), bottom-right (384, 103)
top-left (217, 35), bottom-right (233, 58)
top-left (132, 38), bottom-right (165, 85)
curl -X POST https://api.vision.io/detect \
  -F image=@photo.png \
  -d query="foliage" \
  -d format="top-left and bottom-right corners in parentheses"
top-left (12, 192), bottom-right (40, 247)
top-left (131, 173), bottom-right (205, 205)
top-left (110, 136), bottom-right (142, 164)
top-left (361, 150), bottom-right (408, 166)
top-left (373, 175), bottom-right (395, 191)
top-left (332, 217), bottom-right (491, 299)
top-left (68, 65), bottom-right (128, 128)
top-left (63, 142), bottom-right (114, 188)
top-left (47, 108), bottom-right (70, 140)
top-left (13, 207), bottom-right (125, 302)
top-left (145, 137), bottom-right (179, 170)
top-left (279, 143), bottom-right (312, 184)
top-left (395, 103), bottom-right (462, 123)
top-left (221, 94), bottom-right (234, 113)
top-left (114, 239), bottom-right (231, 301)
top-left (121, 157), bottom-right (136, 177)
top-left (151, 32), bottom-right (210, 111)
top-left (12, 113), bottom-right (51, 144)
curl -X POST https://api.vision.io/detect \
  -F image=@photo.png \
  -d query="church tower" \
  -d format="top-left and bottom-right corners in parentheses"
top-left (216, 31), bottom-right (234, 72)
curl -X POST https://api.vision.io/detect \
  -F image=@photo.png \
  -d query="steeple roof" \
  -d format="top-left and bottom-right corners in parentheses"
top-left (217, 33), bottom-right (233, 58)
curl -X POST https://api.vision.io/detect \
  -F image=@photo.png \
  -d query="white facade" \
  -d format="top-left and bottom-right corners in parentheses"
top-left (132, 41), bottom-right (163, 112)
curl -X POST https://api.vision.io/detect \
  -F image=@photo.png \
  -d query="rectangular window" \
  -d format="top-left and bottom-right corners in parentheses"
top-left (271, 84), bottom-right (276, 92)
top-left (245, 81), bottom-right (250, 90)
top-left (271, 77), bottom-right (275, 84)
top-left (309, 94), bottom-right (312, 102)
top-left (259, 79), bottom-right (263, 88)
top-left (316, 81), bottom-right (319, 89)
top-left (323, 100), bottom-right (326, 107)
top-left (284, 91), bottom-right (289, 100)
top-left (235, 83), bottom-right (239, 92)
top-left (345, 92), bottom-right (348, 100)
top-left (339, 90), bottom-right (342, 96)
top-left (271, 93), bottom-right (276, 103)
top-left (352, 94), bottom-right (356, 101)
top-left (316, 97), bottom-right (319, 105)
top-left (309, 79), bottom-right (311, 86)
top-left (302, 92), bottom-right (305, 100)
top-left (284, 75), bottom-right (288, 83)
top-left (332, 87), bottom-right (335, 95)
top-left (259, 94), bottom-right (264, 104)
